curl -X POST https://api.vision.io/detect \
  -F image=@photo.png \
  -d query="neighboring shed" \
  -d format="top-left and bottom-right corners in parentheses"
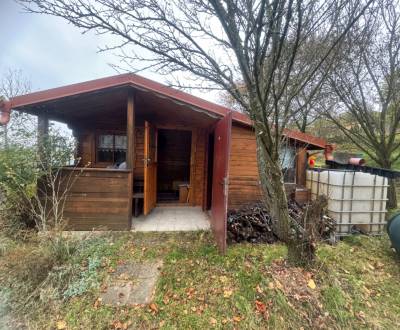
top-left (1, 73), bottom-right (326, 252)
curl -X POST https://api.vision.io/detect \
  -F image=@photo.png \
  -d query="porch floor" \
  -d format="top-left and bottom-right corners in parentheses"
top-left (132, 206), bottom-right (210, 232)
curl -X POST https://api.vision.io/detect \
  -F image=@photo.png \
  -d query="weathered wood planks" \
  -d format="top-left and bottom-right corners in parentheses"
top-left (59, 168), bottom-right (132, 230)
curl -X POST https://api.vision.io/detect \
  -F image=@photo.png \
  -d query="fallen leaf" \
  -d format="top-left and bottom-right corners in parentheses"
top-left (209, 317), bottom-right (217, 326)
top-left (356, 311), bottom-right (366, 321)
top-left (307, 279), bottom-right (316, 290)
top-left (367, 263), bottom-right (375, 271)
top-left (233, 316), bottom-right (241, 322)
top-left (94, 297), bottom-right (102, 309)
top-left (219, 275), bottom-right (228, 283)
top-left (255, 300), bottom-right (266, 313)
top-left (111, 320), bottom-right (123, 329)
top-left (118, 273), bottom-right (130, 280)
top-left (223, 289), bottom-right (233, 298)
top-left (256, 285), bottom-right (263, 294)
top-left (275, 280), bottom-right (283, 290)
top-left (149, 303), bottom-right (158, 313)
top-left (56, 320), bottom-right (67, 330)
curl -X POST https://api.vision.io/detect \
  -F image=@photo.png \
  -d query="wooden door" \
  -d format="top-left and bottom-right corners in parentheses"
top-left (144, 121), bottom-right (158, 215)
top-left (211, 112), bottom-right (232, 253)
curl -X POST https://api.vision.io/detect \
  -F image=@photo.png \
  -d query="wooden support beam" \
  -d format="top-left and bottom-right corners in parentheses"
top-left (126, 91), bottom-right (135, 227)
top-left (37, 112), bottom-right (49, 168)
top-left (126, 92), bottom-right (135, 169)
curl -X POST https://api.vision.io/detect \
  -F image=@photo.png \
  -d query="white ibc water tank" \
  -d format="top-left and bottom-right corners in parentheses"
top-left (306, 170), bottom-right (388, 235)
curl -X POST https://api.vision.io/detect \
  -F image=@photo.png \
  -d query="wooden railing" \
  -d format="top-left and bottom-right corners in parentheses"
top-left (60, 167), bottom-right (132, 230)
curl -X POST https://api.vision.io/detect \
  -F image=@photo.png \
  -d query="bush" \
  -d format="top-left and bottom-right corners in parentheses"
top-left (0, 234), bottom-right (117, 326)
top-left (0, 122), bottom-right (76, 234)
top-left (0, 146), bottom-right (37, 237)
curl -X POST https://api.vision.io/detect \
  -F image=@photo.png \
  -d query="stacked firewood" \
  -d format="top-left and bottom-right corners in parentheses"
top-left (227, 198), bottom-right (336, 244)
top-left (227, 203), bottom-right (277, 244)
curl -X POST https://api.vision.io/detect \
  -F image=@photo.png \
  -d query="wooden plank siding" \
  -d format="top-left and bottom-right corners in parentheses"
top-left (228, 124), bottom-right (263, 210)
top-left (227, 124), bottom-right (309, 210)
top-left (60, 168), bottom-right (132, 230)
top-left (193, 129), bottom-right (207, 206)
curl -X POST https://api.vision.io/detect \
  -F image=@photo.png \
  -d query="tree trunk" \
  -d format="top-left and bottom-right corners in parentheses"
top-left (387, 179), bottom-right (398, 210)
top-left (255, 129), bottom-right (315, 265)
top-left (378, 160), bottom-right (397, 209)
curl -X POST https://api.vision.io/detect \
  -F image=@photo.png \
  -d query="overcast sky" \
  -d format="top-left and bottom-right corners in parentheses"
top-left (0, 0), bottom-right (202, 97)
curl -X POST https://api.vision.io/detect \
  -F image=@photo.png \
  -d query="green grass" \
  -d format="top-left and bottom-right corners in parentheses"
top-left (1, 231), bottom-right (399, 329)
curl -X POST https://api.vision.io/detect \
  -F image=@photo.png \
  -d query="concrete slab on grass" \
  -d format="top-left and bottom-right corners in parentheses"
top-left (101, 260), bottom-right (163, 306)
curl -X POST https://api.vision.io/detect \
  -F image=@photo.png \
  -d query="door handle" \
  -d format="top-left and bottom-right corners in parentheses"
top-left (222, 177), bottom-right (229, 197)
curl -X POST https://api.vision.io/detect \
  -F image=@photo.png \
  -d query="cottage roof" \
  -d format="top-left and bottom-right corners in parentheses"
top-left (8, 73), bottom-right (326, 149)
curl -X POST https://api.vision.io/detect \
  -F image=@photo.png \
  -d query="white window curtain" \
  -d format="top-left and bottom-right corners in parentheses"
top-left (114, 135), bottom-right (127, 150)
top-left (98, 135), bottom-right (113, 150)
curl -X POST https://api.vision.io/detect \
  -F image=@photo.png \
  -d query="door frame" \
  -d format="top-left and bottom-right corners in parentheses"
top-left (143, 121), bottom-right (158, 215)
top-left (152, 125), bottom-right (198, 207)
top-left (210, 112), bottom-right (232, 253)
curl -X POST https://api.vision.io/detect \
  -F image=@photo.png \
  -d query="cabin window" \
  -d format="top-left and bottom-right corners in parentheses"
top-left (96, 134), bottom-right (127, 164)
top-left (279, 145), bottom-right (296, 183)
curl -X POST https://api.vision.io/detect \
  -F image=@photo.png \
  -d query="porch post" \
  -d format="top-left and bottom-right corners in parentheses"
top-left (37, 112), bottom-right (49, 168)
top-left (126, 92), bottom-right (135, 169)
top-left (126, 91), bottom-right (135, 227)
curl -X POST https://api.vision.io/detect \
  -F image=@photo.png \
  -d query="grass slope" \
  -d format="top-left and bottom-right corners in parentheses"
top-left (1, 232), bottom-right (399, 329)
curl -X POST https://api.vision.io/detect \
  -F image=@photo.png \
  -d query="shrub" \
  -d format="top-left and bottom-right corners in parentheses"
top-left (0, 123), bottom-right (76, 234)
top-left (63, 255), bottom-right (102, 298)
top-left (0, 234), bottom-right (118, 326)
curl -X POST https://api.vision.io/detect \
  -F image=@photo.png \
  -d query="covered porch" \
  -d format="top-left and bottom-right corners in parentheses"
top-left (11, 74), bottom-right (228, 234)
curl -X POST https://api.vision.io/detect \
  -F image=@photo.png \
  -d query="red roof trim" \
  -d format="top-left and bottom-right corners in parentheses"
top-left (9, 73), bottom-right (326, 149)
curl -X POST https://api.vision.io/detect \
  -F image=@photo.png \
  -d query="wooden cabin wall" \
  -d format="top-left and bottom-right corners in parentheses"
top-left (192, 129), bottom-right (207, 207)
top-left (135, 127), bottom-right (145, 178)
top-left (227, 123), bottom-right (308, 210)
top-left (76, 131), bottom-right (95, 166)
top-left (60, 169), bottom-right (131, 230)
top-left (228, 124), bottom-right (263, 210)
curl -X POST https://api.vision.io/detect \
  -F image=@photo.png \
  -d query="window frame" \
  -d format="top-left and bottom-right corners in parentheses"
top-left (95, 131), bottom-right (127, 166)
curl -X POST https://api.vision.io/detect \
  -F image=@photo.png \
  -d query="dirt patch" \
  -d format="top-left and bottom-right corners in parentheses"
top-left (266, 259), bottom-right (333, 328)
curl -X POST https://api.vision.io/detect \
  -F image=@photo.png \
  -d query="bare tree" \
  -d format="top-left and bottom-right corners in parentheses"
top-left (0, 69), bottom-right (32, 149)
top-left (18, 0), bottom-right (373, 263)
top-left (324, 0), bottom-right (400, 209)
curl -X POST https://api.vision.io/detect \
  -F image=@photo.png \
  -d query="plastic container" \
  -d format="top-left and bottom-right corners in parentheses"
top-left (306, 169), bottom-right (388, 235)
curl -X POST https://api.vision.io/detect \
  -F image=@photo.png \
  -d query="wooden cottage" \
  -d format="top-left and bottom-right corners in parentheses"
top-left (3, 74), bottom-right (327, 251)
